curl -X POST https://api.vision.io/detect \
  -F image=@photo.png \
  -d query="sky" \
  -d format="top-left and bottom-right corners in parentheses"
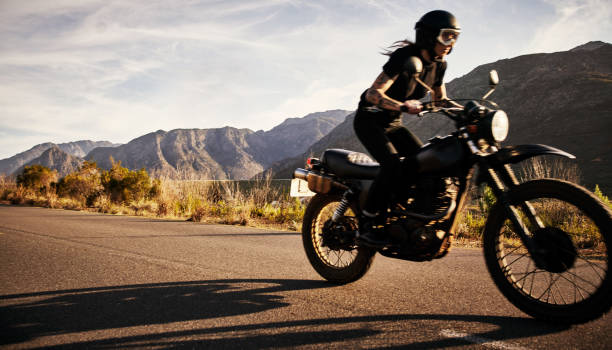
top-left (0, 0), bottom-right (610, 159)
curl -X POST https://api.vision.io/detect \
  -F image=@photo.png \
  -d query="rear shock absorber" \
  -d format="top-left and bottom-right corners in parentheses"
top-left (331, 190), bottom-right (354, 222)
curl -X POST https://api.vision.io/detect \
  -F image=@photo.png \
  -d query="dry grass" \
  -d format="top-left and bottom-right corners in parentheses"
top-left (516, 156), bottom-right (581, 184)
top-left (0, 173), bottom-right (306, 231)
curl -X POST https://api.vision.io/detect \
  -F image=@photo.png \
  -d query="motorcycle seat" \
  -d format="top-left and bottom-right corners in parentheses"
top-left (321, 149), bottom-right (379, 179)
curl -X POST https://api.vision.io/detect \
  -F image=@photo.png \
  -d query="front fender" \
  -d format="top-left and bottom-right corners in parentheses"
top-left (486, 144), bottom-right (575, 166)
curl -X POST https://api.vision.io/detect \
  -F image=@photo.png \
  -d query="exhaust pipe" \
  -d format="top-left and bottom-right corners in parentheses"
top-left (293, 168), bottom-right (348, 193)
top-left (293, 168), bottom-right (309, 181)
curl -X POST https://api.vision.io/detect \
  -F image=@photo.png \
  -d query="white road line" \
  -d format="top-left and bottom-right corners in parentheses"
top-left (440, 329), bottom-right (531, 350)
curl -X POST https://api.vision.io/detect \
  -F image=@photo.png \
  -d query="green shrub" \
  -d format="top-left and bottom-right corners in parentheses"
top-left (16, 165), bottom-right (57, 194)
top-left (594, 185), bottom-right (611, 209)
top-left (458, 210), bottom-right (486, 239)
top-left (101, 160), bottom-right (159, 204)
top-left (57, 161), bottom-right (103, 205)
top-left (478, 185), bottom-right (496, 214)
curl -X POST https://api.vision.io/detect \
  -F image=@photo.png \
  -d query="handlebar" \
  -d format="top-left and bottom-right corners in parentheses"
top-left (414, 98), bottom-right (500, 125)
top-left (417, 106), bottom-right (464, 121)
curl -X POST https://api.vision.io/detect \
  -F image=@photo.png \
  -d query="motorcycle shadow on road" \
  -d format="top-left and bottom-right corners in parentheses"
top-left (0, 278), bottom-right (569, 348)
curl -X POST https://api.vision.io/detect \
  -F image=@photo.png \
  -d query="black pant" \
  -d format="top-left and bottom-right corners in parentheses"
top-left (353, 108), bottom-right (423, 214)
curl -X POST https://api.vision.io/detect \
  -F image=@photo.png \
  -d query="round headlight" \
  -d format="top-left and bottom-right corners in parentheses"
top-left (490, 110), bottom-right (509, 142)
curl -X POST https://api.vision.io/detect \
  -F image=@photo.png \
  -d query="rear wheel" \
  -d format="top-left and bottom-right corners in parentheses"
top-left (302, 194), bottom-right (375, 284)
top-left (484, 179), bottom-right (611, 323)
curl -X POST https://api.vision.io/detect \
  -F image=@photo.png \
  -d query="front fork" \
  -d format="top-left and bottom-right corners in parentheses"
top-left (482, 163), bottom-right (545, 253)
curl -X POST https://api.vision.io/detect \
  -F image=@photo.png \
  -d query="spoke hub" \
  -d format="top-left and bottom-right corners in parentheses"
top-left (533, 227), bottom-right (577, 273)
top-left (322, 218), bottom-right (356, 250)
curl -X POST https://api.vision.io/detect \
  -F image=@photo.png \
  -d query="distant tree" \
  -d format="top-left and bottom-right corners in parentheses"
top-left (57, 161), bottom-right (103, 205)
top-left (16, 165), bottom-right (58, 194)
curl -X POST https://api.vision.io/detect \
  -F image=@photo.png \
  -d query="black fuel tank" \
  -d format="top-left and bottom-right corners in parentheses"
top-left (416, 135), bottom-right (465, 174)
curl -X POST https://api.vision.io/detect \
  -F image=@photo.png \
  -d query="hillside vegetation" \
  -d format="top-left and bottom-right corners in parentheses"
top-left (1, 162), bottom-right (305, 231)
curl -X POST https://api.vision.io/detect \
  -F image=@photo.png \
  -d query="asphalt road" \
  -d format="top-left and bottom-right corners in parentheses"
top-left (0, 205), bottom-right (610, 349)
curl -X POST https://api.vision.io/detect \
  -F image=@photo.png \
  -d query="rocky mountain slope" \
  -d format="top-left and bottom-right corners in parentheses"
top-left (1, 110), bottom-right (350, 180)
top-left (87, 128), bottom-right (260, 180)
top-left (0, 140), bottom-right (118, 175)
top-left (268, 42), bottom-right (612, 192)
top-left (86, 110), bottom-right (349, 179)
top-left (15, 146), bottom-right (84, 178)
top-left (250, 110), bottom-right (351, 165)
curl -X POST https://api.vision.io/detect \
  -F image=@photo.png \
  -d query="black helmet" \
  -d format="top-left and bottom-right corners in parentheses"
top-left (415, 10), bottom-right (461, 51)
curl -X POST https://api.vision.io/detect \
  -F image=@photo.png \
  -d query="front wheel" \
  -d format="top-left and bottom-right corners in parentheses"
top-left (483, 179), bottom-right (611, 324)
top-left (302, 194), bottom-right (375, 284)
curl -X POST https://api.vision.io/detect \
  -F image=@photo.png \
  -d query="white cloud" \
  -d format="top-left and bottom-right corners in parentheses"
top-left (528, 0), bottom-right (612, 53)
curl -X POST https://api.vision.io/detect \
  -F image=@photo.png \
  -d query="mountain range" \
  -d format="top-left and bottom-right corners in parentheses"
top-left (0, 110), bottom-right (349, 179)
top-left (1, 41), bottom-right (610, 192)
top-left (0, 141), bottom-right (119, 176)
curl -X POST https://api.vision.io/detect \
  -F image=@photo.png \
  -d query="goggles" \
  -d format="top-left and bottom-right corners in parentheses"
top-left (436, 28), bottom-right (460, 46)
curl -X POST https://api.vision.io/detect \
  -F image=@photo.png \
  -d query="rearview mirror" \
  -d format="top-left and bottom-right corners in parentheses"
top-left (483, 70), bottom-right (499, 100)
top-left (489, 70), bottom-right (499, 86)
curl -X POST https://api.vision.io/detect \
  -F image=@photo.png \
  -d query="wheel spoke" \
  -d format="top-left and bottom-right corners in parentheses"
top-left (559, 269), bottom-right (600, 291)
top-left (500, 244), bottom-right (525, 260)
top-left (511, 269), bottom-right (544, 285)
top-left (547, 273), bottom-right (556, 304)
top-left (571, 271), bottom-right (588, 301)
top-left (552, 273), bottom-right (568, 304)
top-left (573, 271), bottom-right (578, 303)
top-left (529, 263), bottom-right (537, 296)
top-left (574, 255), bottom-right (607, 281)
top-left (500, 252), bottom-right (530, 272)
top-left (558, 273), bottom-right (594, 298)
top-left (536, 272), bottom-right (562, 301)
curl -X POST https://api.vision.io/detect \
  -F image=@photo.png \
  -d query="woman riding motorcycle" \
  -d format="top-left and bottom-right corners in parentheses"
top-left (353, 10), bottom-right (462, 247)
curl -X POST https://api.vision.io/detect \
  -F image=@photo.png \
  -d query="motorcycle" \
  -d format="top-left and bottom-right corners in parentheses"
top-left (290, 58), bottom-right (611, 324)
